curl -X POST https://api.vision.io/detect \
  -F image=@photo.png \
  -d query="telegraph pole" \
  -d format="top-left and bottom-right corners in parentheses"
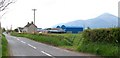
top-left (32, 9), bottom-right (37, 33)
top-left (10, 25), bottom-right (12, 31)
top-left (32, 9), bottom-right (37, 25)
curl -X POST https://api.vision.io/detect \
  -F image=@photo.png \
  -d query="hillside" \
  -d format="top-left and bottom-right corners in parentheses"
top-left (54, 13), bottom-right (118, 28)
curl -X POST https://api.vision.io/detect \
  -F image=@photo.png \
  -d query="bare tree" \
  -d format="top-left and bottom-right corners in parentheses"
top-left (0, 0), bottom-right (14, 36)
top-left (0, 0), bottom-right (15, 12)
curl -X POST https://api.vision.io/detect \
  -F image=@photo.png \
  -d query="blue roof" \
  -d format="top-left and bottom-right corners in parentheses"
top-left (65, 27), bottom-right (83, 28)
top-left (56, 25), bottom-right (83, 33)
top-left (60, 25), bottom-right (83, 28)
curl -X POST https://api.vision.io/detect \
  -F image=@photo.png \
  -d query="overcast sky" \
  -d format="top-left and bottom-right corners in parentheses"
top-left (1, 0), bottom-right (120, 29)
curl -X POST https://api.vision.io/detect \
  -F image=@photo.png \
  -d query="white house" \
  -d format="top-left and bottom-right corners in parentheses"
top-left (22, 22), bottom-right (37, 33)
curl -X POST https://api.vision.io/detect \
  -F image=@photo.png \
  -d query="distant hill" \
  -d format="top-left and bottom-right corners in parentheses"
top-left (53, 13), bottom-right (118, 28)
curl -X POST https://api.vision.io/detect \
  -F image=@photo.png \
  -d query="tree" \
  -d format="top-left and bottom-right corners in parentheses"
top-left (2, 27), bottom-right (6, 32)
top-left (0, 0), bottom-right (15, 12)
top-left (0, 0), bottom-right (14, 36)
top-left (14, 28), bottom-right (18, 32)
top-left (87, 27), bottom-right (91, 29)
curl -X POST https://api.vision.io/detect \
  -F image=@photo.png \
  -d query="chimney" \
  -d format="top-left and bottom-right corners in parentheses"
top-left (31, 21), bottom-right (33, 24)
top-left (27, 22), bottom-right (29, 25)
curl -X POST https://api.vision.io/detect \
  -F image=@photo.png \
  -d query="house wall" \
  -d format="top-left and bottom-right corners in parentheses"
top-left (22, 27), bottom-right (28, 33)
top-left (27, 24), bottom-right (37, 33)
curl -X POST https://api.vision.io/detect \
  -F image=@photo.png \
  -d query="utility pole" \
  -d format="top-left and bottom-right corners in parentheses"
top-left (32, 9), bottom-right (37, 33)
top-left (32, 9), bottom-right (37, 25)
top-left (10, 25), bottom-right (12, 31)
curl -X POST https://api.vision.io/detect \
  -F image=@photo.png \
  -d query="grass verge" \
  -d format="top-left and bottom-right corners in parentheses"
top-left (2, 34), bottom-right (9, 57)
top-left (11, 33), bottom-right (72, 46)
top-left (11, 32), bottom-right (119, 57)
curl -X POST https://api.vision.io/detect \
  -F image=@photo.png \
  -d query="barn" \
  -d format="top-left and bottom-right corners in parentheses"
top-left (57, 25), bottom-right (83, 33)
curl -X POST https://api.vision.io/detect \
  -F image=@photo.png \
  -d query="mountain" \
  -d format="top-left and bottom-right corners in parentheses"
top-left (85, 13), bottom-right (118, 28)
top-left (54, 13), bottom-right (118, 28)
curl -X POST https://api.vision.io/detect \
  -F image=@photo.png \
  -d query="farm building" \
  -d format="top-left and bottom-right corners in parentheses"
top-left (57, 25), bottom-right (83, 33)
top-left (37, 28), bottom-right (42, 32)
top-left (47, 28), bottom-right (65, 33)
top-left (17, 27), bottom-right (24, 33)
top-left (14, 27), bottom-right (23, 33)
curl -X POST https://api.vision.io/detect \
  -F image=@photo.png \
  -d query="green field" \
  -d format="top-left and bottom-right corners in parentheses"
top-left (11, 28), bottom-right (119, 57)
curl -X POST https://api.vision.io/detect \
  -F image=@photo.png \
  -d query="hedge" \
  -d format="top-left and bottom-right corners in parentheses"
top-left (77, 28), bottom-right (119, 56)
top-left (82, 28), bottom-right (120, 44)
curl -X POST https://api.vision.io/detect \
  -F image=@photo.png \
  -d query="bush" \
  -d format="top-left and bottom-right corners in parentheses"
top-left (77, 28), bottom-right (119, 56)
top-left (82, 28), bottom-right (120, 44)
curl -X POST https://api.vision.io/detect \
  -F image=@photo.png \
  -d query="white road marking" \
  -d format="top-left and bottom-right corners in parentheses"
top-left (41, 51), bottom-right (53, 57)
top-left (27, 44), bottom-right (37, 49)
top-left (20, 41), bottom-right (26, 44)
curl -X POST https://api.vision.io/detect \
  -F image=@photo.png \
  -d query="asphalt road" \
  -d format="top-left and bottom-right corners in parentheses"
top-left (4, 33), bottom-right (100, 58)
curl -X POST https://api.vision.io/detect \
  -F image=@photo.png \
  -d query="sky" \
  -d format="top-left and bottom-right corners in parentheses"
top-left (0, 0), bottom-right (120, 29)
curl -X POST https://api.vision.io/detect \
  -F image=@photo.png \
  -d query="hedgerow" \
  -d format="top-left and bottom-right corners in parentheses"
top-left (82, 28), bottom-right (120, 44)
top-left (77, 28), bottom-right (119, 56)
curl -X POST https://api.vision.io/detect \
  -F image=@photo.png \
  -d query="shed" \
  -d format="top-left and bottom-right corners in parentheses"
top-left (57, 25), bottom-right (83, 33)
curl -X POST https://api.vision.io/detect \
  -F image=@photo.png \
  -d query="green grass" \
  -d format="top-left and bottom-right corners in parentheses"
top-left (0, 35), bottom-right (2, 58)
top-left (11, 33), bottom-right (73, 46)
top-left (60, 46), bottom-right (78, 51)
top-left (77, 41), bottom-right (118, 56)
top-left (11, 32), bottom-right (119, 57)
top-left (50, 33), bottom-right (83, 46)
top-left (1, 34), bottom-right (9, 57)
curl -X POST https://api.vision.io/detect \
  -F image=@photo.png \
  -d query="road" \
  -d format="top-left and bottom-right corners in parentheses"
top-left (4, 33), bottom-right (101, 58)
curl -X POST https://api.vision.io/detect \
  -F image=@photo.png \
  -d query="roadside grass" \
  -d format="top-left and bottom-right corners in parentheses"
top-left (0, 35), bottom-right (2, 58)
top-left (59, 46), bottom-right (78, 51)
top-left (11, 32), bottom-right (119, 57)
top-left (11, 33), bottom-right (73, 46)
top-left (11, 32), bottom-right (82, 50)
top-left (1, 34), bottom-right (9, 57)
top-left (49, 33), bottom-right (83, 46)
top-left (77, 41), bottom-right (118, 56)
